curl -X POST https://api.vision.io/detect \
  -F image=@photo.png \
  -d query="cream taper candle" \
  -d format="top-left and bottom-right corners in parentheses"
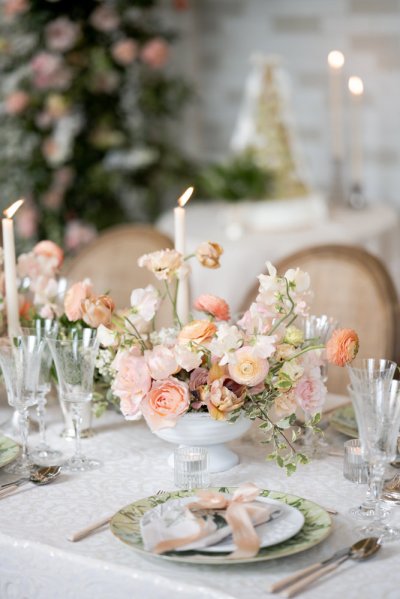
top-left (174, 186), bottom-right (194, 325)
top-left (327, 50), bottom-right (345, 160)
top-left (348, 75), bottom-right (364, 186)
top-left (2, 199), bottom-right (24, 337)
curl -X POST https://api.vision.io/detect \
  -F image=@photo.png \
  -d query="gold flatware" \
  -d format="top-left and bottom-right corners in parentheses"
top-left (0, 465), bottom-right (61, 498)
top-left (268, 537), bottom-right (380, 596)
top-left (67, 489), bottom-right (167, 542)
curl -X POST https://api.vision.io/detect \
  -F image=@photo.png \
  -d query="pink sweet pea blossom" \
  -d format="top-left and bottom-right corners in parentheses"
top-left (145, 345), bottom-right (178, 380)
top-left (112, 349), bottom-right (151, 419)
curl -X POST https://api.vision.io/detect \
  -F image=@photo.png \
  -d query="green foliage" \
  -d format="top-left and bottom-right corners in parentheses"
top-left (0, 0), bottom-right (192, 251)
top-left (196, 151), bottom-right (275, 202)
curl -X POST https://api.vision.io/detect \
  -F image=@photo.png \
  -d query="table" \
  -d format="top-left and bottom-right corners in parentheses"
top-left (1, 396), bottom-right (400, 599)
top-left (157, 203), bottom-right (400, 315)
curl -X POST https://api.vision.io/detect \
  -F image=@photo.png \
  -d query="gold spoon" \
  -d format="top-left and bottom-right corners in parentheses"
top-left (0, 465), bottom-right (61, 498)
top-left (271, 537), bottom-right (381, 597)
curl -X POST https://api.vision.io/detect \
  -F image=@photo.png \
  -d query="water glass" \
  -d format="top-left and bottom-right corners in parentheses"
top-left (343, 438), bottom-right (369, 483)
top-left (174, 447), bottom-right (210, 491)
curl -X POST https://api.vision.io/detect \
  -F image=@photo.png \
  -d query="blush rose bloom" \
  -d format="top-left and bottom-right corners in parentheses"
top-left (64, 279), bottom-right (93, 321)
top-left (34, 240), bottom-right (64, 268)
top-left (141, 38), bottom-right (169, 69)
top-left (293, 368), bottom-right (327, 415)
top-left (141, 377), bottom-right (190, 431)
top-left (145, 345), bottom-right (178, 380)
top-left (45, 17), bottom-right (80, 52)
top-left (228, 346), bottom-right (269, 386)
top-left (326, 329), bottom-right (359, 367)
top-left (195, 241), bottom-right (223, 269)
top-left (112, 349), bottom-right (151, 419)
top-left (178, 319), bottom-right (217, 345)
top-left (81, 294), bottom-right (115, 328)
top-left (194, 294), bottom-right (230, 321)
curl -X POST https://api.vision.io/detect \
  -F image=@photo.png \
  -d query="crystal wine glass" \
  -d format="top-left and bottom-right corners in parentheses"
top-left (0, 335), bottom-right (44, 475)
top-left (21, 320), bottom-right (62, 465)
top-left (299, 314), bottom-right (339, 458)
top-left (347, 358), bottom-right (397, 519)
top-left (348, 380), bottom-right (400, 540)
top-left (47, 329), bottom-right (101, 472)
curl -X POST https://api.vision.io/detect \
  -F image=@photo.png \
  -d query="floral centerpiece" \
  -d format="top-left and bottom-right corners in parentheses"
top-left (93, 242), bottom-right (359, 474)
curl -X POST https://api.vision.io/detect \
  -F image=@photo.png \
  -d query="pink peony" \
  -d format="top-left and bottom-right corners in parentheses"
top-left (228, 346), bottom-right (269, 387)
top-left (112, 349), bottom-right (151, 419)
top-left (194, 294), bottom-right (230, 321)
top-left (90, 5), bottom-right (120, 32)
top-left (293, 369), bottom-right (327, 415)
top-left (45, 17), bottom-right (80, 52)
top-left (34, 240), bottom-right (64, 268)
top-left (140, 38), bottom-right (169, 69)
top-left (64, 279), bottom-right (93, 321)
top-left (111, 38), bottom-right (138, 65)
top-left (145, 345), bottom-right (178, 380)
top-left (141, 377), bottom-right (189, 431)
top-left (5, 91), bottom-right (30, 115)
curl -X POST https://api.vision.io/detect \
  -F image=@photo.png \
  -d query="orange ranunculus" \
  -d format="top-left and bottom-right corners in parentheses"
top-left (64, 279), bottom-right (93, 321)
top-left (195, 241), bottom-right (223, 269)
top-left (326, 328), bottom-right (359, 367)
top-left (141, 377), bottom-right (189, 431)
top-left (81, 294), bottom-right (115, 328)
top-left (178, 319), bottom-right (217, 344)
top-left (194, 293), bottom-right (230, 321)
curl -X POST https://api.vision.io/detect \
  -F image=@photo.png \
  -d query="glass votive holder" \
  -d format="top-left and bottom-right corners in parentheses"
top-left (343, 438), bottom-right (369, 483)
top-left (174, 446), bottom-right (210, 491)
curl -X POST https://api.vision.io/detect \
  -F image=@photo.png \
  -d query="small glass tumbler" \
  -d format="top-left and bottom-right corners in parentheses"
top-left (174, 447), bottom-right (210, 491)
top-left (343, 439), bottom-right (369, 484)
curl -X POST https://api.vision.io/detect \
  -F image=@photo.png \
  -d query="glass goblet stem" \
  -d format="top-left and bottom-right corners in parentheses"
top-left (18, 407), bottom-right (30, 465)
top-left (71, 403), bottom-right (84, 460)
top-left (36, 393), bottom-right (47, 447)
top-left (370, 463), bottom-right (386, 522)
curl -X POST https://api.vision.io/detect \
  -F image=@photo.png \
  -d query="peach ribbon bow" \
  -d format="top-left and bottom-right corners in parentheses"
top-left (154, 483), bottom-right (270, 559)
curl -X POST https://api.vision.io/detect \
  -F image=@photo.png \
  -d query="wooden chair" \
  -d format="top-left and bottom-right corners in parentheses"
top-left (62, 224), bottom-right (175, 326)
top-left (240, 244), bottom-right (400, 395)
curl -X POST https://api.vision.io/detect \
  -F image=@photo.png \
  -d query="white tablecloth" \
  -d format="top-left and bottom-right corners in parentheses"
top-left (157, 203), bottom-right (400, 315)
top-left (1, 396), bottom-right (400, 599)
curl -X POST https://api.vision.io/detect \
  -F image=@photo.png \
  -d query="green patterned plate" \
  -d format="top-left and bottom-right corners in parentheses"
top-left (330, 404), bottom-right (358, 438)
top-left (110, 487), bottom-right (332, 565)
top-left (0, 434), bottom-right (20, 468)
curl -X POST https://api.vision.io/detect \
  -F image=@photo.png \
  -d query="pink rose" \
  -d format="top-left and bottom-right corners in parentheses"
top-left (5, 91), bottom-right (30, 115)
top-left (194, 294), bottom-right (230, 321)
top-left (112, 349), bottom-right (151, 420)
top-left (90, 5), bottom-right (120, 32)
top-left (64, 220), bottom-right (97, 252)
top-left (140, 38), bottom-right (169, 69)
top-left (45, 17), bottom-right (80, 52)
top-left (293, 368), bottom-right (327, 415)
top-left (111, 38), bottom-right (138, 65)
top-left (81, 294), bottom-right (115, 328)
top-left (145, 345), bottom-right (178, 380)
top-left (141, 377), bottom-right (189, 431)
top-left (64, 279), bottom-right (93, 321)
top-left (34, 240), bottom-right (64, 268)
top-left (228, 346), bottom-right (269, 386)
top-left (31, 52), bottom-right (72, 90)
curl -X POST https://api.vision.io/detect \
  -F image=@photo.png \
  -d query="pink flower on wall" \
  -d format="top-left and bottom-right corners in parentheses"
top-left (141, 38), bottom-right (169, 69)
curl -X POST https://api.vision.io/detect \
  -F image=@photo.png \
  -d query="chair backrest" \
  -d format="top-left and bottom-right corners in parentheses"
top-left (240, 244), bottom-right (399, 395)
top-left (62, 224), bottom-right (175, 326)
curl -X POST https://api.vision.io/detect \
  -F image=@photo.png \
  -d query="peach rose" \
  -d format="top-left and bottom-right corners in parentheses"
top-left (34, 240), bottom-right (64, 268)
top-left (326, 328), bottom-right (359, 367)
top-left (141, 377), bottom-right (189, 431)
top-left (64, 279), bottom-right (93, 321)
top-left (112, 38), bottom-right (138, 65)
top-left (112, 349), bottom-right (151, 419)
top-left (228, 346), bottom-right (269, 386)
top-left (195, 241), bottom-right (223, 269)
top-left (178, 319), bottom-right (217, 345)
top-left (194, 294), bottom-right (230, 321)
top-left (81, 294), bottom-right (115, 328)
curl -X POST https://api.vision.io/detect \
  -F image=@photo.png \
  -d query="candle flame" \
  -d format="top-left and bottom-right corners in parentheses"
top-left (177, 186), bottom-right (194, 208)
top-left (328, 50), bottom-right (345, 69)
top-left (348, 76), bottom-right (364, 96)
top-left (4, 199), bottom-right (24, 219)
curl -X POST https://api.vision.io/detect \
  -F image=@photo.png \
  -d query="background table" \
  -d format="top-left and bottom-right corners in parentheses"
top-left (1, 396), bottom-right (400, 599)
top-left (157, 203), bottom-right (400, 315)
